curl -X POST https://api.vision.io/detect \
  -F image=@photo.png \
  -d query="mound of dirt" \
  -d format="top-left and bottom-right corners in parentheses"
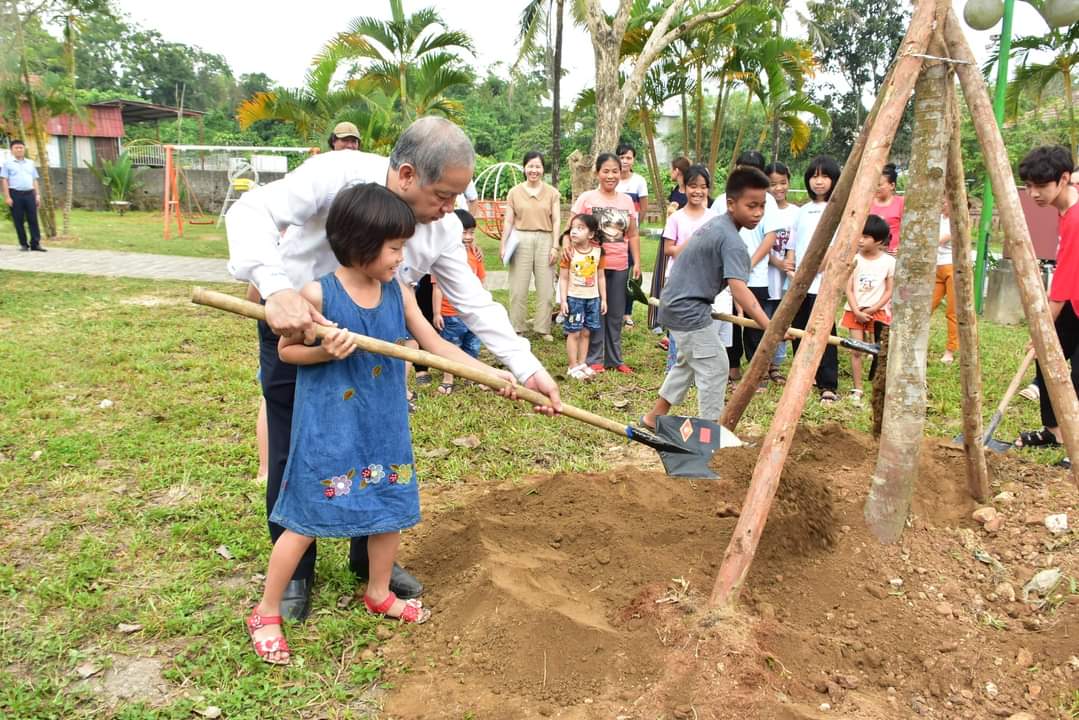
top-left (380, 424), bottom-right (1078, 719)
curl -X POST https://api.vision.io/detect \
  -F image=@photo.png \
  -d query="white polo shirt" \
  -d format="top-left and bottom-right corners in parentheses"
top-left (226, 150), bottom-right (542, 381)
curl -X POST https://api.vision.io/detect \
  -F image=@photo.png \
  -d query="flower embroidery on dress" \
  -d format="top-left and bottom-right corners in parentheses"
top-left (390, 463), bottom-right (413, 485)
top-left (343, 387), bottom-right (356, 401)
top-left (359, 463), bottom-right (385, 488)
top-left (321, 469), bottom-right (356, 498)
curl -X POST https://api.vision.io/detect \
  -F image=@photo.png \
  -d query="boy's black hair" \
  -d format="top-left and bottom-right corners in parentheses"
top-left (881, 162), bottom-right (899, 185)
top-left (1018, 145), bottom-right (1074, 184)
top-left (764, 161), bottom-right (790, 178)
top-left (863, 214), bottom-right (890, 244)
top-left (9, 138), bottom-right (25, 148)
top-left (725, 166), bottom-right (771, 200)
top-left (326, 183), bottom-right (416, 268)
top-left (454, 208), bottom-right (476, 230)
top-left (684, 163), bottom-right (711, 188)
top-left (595, 152), bottom-right (620, 172)
top-left (615, 142), bottom-right (636, 158)
top-left (803, 155), bottom-right (841, 201)
top-left (735, 150), bottom-right (766, 171)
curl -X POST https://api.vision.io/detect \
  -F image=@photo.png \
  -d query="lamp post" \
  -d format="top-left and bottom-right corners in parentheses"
top-left (972, 0), bottom-right (1016, 313)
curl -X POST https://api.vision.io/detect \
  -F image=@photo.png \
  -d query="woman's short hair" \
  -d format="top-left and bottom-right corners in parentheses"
top-left (522, 151), bottom-right (545, 170)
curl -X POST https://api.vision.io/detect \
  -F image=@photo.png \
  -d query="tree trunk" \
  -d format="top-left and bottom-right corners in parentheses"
top-left (63, 14), bottom-right (76, 238)
top-left (550, 0), bottom-right (564, 189)
top-left (710, 0), bottom-right (937, 609)
top-left (946, 11), bottom-right (1079, 489)
top-left (640, 102), bottom-right (664, 224)
top-left (945, 82), bottom-right (990, 501)
top-left (694, 61), bottom-right (703, 161)
top-left (13, 5), bottom-right (56, 239)
top-left (680, 88), bottom-right (690, 156)
top-left (727, 90), bottom-right (753, 173)
top-left (865, 39), bottom-right (952, 544)
top-left (568, 149), bottom-right (593, 201)
top-left (708, 75), bottom-right (729, 177)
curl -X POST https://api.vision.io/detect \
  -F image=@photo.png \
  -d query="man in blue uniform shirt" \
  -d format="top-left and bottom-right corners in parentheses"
top-left (1, 139), bottom-right (45, 252)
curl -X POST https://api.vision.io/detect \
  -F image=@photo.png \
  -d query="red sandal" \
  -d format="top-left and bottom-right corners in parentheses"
top-left (246, 607), bottom-right (291, 665)
top-left (364, 592), bottom-right (430, 624)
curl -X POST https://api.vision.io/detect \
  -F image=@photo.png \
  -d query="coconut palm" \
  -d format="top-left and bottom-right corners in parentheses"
top-left (320, 0), bottom-right (474, 124)
top-left (236, 55), bottom-right (398, 150)
top-left (989, 22), bottom-right (1079, 158)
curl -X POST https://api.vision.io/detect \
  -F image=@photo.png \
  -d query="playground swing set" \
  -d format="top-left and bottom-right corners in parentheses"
top-left (161, 144), bottom-right (317, 240)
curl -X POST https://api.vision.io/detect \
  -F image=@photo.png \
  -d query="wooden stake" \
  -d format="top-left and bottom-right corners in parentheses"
top-left (708, 0), bottom-right (938, 608)
top-left (945, 78), bottom-right (991, 501)
top-left (865, 27), bottom-right (952, 545)
top-left (720, 64), bottom-right (895, 431)
top-left (944, 11), bottom-right (1079, 489)
top-left (871, 325), bottom-right (890, 437)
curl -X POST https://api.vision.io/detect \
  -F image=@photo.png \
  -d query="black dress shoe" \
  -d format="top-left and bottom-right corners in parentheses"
top-left (279, 578), bottom-right (312, 621)
top-left (30, 246), bottom-right (46, 252)
top-left (350, 561), bottom-right (424, 600)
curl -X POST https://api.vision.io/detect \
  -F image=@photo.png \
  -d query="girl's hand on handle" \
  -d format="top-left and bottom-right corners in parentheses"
top-left (265, 289), bottom-right (335, 344)
top-left (323, 328), bottom-right (358, 360)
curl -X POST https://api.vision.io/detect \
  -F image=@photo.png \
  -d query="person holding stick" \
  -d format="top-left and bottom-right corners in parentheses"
top-left (1013, 145), bottom-right (1079, 469)
top-left (227, 116), bottom-right (562, 621)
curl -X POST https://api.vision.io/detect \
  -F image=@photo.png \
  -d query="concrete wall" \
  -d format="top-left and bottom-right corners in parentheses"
top-left (46, 168), bottom-right (286, 212)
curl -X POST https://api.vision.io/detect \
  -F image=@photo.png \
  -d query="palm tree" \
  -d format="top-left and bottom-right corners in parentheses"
top-left (236, 55), bottom-right (398, 150)
top-left (992, 22), bottom-right (1079, 159)
top-left (320, 0), bottom-right (474, 124)
top-left (515, 0), bottom-right (572, 187)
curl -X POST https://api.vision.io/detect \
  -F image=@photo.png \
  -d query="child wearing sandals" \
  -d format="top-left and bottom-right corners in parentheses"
top-left (559, 213), bottom-right (606, 380)
top-left (246, 184), bottom-right (515, 665)
top-left (431, 209), bottom-right (486, 394)
top-left (843, 214), bottom-right (895, 404)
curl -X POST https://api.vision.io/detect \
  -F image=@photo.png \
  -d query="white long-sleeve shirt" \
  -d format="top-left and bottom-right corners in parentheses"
top-left (226, 150), bottom-right (542, 381)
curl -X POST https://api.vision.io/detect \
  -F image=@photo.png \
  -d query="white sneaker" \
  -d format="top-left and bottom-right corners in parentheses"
top-left (1018, 383), bottom-right (1040, 402)
top-left (581, 364), bottom-right (596, 378)
top-left (567, 365), bottom-right (586, 380)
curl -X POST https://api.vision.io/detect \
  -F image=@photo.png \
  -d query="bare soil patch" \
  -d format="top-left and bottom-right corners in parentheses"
top-left (380, 424), bottom-right (1078, 719)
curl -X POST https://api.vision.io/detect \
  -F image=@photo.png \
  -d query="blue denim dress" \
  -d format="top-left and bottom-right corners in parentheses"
top-left (271, 273), bottom-right (420, 538)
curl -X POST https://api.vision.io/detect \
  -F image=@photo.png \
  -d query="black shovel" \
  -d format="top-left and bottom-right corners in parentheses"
top-left (192, 288), bottom-right (729, 479)
top-left (953, 348), bottom-right (1036, 453)
top-left (627, 276), bottom-right (880, 356)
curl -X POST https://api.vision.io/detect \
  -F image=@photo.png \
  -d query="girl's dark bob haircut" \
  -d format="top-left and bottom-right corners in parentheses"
top-left (803, 155), bottom-right (841, 202)
top-left (326, 182), bottom-right (416, 268)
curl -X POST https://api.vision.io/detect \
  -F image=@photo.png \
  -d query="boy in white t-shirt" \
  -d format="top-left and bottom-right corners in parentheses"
top-left (842, 214), bottom-right (896, 402)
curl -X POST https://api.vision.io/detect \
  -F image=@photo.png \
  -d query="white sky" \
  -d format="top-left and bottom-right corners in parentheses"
top-left (113, 0), bottom-right (1052, 112)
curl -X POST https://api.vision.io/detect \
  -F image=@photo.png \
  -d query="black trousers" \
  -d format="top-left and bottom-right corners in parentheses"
top-left (1034, 301), bottom-right (1079, 429)
top-left (790, 293), bottom-right (839, 392)
top-left (259, 319), bottom-right (369, 582)
top-left (9, 189), bottom-right (41, 248)
top-left (742, 286), bottom-right (778, 362)
top-left (412, 275), bottom-right (434, 373)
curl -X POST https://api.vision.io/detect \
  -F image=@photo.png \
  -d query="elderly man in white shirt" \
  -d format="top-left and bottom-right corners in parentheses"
top-left (227, 116), bottom-right (562, 620)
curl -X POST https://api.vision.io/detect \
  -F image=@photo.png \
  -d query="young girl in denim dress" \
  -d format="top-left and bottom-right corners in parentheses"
top-left (246, 183), bottom-right (515, 665)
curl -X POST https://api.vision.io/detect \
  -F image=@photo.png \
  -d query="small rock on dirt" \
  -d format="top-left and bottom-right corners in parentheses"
top-left (672, 706), bottom-right (693, 720)
top-left (1006, 714), bottom-right (1035, 720)
top-left (984, 515), bottom-right (1005, 533)
top-left (972, 507), bottom-right (998, 525)
top-left (75, 661), bottom-right (102, 679)
top-left (984, 681), bottom-right (999, 698)
top-left (834, 674), bottom-right (859, 689)
top-left (715, 501), bottom-right (740, 518)
top-left (214, 545), bottom-right (234, 560)
top-left (116, 623), bottom-right (142, 634)
top-left (935, 602), bottom-right (953, 616)
top-left (1015, 647), bottom-right (1034, 668)
top-left (866, 584), bottom-right (889, 599)
top-left (937, 641), bottom-right (959, 653)
top-left (995, 582), bottom-right (1016, 603)
top-left (993, 491), bottom-right (1015, 503)
top-left (1044, 513), bottom-right (1069, 534)
top-left (99, 398), bottom-right (114, 409)
top-left (375, 625), bottom-right (394, 641)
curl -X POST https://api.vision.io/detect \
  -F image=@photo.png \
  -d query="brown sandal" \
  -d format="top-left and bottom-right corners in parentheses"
top-left (768, 365), bottom-right (787, 385)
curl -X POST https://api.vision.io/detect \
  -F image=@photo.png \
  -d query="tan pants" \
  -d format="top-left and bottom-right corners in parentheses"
top-left (931, 263), bottom-right (958, 352)
top-left (508, 229), bottom-right (555, 334)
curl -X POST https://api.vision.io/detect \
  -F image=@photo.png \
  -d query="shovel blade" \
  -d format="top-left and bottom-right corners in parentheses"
top-left (952, 432), bottom-right (1013, 454)
top-left (650, 415), bottom-right (739, 479)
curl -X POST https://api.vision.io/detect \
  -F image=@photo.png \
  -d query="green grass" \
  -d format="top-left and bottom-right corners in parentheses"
top-left (0, 269), bottom-right (1062, 719)
top-left (0, 209), bottom-right (228, 258)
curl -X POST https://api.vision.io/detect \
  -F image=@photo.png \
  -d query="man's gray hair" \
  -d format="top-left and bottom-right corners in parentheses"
top-left (389, 116), bottom-right (475, 185)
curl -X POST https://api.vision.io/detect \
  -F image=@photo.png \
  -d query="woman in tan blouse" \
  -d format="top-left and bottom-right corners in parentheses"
top-left (501, 151), bottom-right (561, 339)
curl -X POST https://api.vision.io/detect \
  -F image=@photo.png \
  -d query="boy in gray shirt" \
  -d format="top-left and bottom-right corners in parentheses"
top-left (642, 167), bottom-right (773, 427)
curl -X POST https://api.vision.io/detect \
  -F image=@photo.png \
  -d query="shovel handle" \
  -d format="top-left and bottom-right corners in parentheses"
top-left (191, 287), bottom-right (633, 439)
top-left (710, 311), bottom-right (878, 355)
top-left (983, 348), bottom-right (1038, 438)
